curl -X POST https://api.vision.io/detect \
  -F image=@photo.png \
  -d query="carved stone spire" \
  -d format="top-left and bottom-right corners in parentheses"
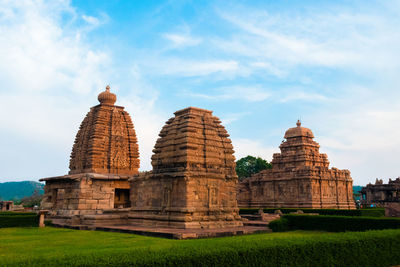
top-left (69, 87), bottom-right (139, 175)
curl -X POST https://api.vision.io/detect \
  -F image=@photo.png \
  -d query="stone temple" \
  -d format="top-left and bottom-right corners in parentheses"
top-left (237, 121), bottom-right (355, 209)
top-left (40, 93), bottom-right (248, 236)
top-left (361, 178), bottom-right (400, 216)
top-left (129, 107), bottom-right (243, 229)
top-left (40, 86), bottom-right (140, 224)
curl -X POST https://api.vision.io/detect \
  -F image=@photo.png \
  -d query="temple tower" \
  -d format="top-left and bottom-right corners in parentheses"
top-left (69, 85), bottom-right (139, 175)
top-left (40, 86), bottom-right (140, 222)
top-left (238, 121), bottom-right (355, 209)
top-left (129, 107), bottom-right (243, 229)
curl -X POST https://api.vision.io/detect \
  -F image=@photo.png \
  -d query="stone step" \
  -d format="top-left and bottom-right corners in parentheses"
top-left (241, 214), bottom-right (262, 221)
top-left (243, 220), bottom-right (270, 228)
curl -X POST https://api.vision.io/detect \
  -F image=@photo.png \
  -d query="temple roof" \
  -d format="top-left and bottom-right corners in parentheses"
top-left (284, 120), bottom-right (314, 139)
top-left (151, 106), bottom-right (236, 179)
top-left (69, 85), bottom-right (139, 175)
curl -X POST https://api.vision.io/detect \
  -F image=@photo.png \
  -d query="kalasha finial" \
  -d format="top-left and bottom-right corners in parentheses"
top-left (296, 119), bottom-right (301, 127)
top-left (98, 84), bottom-right (116, 105)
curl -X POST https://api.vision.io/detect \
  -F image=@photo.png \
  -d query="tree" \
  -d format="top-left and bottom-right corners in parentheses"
top-left (20, 189), bottom-right (43, 208)
top-left (236, 155), bottom-right (272, 181)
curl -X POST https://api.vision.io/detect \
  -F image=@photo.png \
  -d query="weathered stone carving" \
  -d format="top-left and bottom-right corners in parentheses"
top-left (69, 85), bottom-right (139, 175)
top-left (40, 86), bottom-right (140, 224)
top-left (238, 120), bottom-right (355, 209)
top-left (129, 107), bottom-right (243, 229)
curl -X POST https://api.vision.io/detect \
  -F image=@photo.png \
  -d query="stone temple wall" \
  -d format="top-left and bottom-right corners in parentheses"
top-left (129, 107), bottom-right (242, 229)
top-left (238, 121), bottom-right (355, 209)
top-left (41, 174), bottom-right (131, 217)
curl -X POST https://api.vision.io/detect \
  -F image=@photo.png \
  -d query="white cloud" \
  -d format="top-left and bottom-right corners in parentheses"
top-left (215, 6), bottom-right (400, 74)
top-left (231, 138), bottom-right (278, 162)
top-left (0, 1), bottom-right (164, 180)
top-left (82, 15), bottom-right (100, 26)
top-left (310, 98), bottom-right (400, 184)
top-left (279, 91), bottom-right (328, 103)
top-left (220, 112), bottom-right (250, 125)
top-left (187, 86), bottom-right (270, 102)
top-left (160, 59), bottom-right (239, 77)
top-left (163, 33), bottom-right (201, 47)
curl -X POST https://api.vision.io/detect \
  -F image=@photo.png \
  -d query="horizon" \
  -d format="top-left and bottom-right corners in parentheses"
top-left (1, 0), bottom-right (400, 185)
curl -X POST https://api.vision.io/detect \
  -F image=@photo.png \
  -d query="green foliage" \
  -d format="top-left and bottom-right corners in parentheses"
top-left (1, 228), bottom-right (400, 266)
top-left (282, 214), bottom-right (400, 232)
top-left (20, 189), bottom-right (43, 207)
top-left (0, 212), bottom-right (38, 228)
top-left (239, 208), bottom-right (385, 217)
top-left (268, 218), bottom-right (289, 232)
top-left (0, 181), bottom-right (44, 201)
top-left (235, 155), bottom-right (272, 180)
top-left (0, 211), bottom-right (36, 217)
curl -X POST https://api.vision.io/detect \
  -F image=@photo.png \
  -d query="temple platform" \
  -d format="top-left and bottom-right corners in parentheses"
top-left (50, 222), bottom-right (271, 239)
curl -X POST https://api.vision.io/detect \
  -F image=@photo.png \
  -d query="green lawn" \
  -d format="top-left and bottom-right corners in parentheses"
top-left (1, 227), bottom-right (400, 266)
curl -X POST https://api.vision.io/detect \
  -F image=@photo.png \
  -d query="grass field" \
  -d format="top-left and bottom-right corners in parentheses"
top-left (1, 227), bottom-right (400, 266)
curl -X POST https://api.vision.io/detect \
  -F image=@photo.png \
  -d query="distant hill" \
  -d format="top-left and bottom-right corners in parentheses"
top-left (0, 181), bottom-right (44, 201)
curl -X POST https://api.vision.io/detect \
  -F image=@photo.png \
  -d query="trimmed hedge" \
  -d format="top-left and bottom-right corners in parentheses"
top-left (240, 207), bottom-right (385, 217)
top-left (270, 214), bottom-right (400, 232)
top-left (0, 211), bottom-right (36, 216)
top-left (5, 229), bottom-right (400, 266)
top-left (0, 212), bottom-right (38, 228)
top-left (269, 217), bottom-right (289, 232)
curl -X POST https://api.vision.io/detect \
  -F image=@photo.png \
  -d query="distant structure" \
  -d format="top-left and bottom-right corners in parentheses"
top-left (237, 121), bottom-right (355, 209)
top-left (361, 178), bottom-right (400, 216)
top-left (129, 107), bottom-right (243, 229)
top-left (40, 86), bottom-right (140, 224)
top-left (0, 201), bottom-right (14, 211)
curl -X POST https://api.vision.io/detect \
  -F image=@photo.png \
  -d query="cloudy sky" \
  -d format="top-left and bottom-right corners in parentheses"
top-left (0, 0), bottom-right (399, 185)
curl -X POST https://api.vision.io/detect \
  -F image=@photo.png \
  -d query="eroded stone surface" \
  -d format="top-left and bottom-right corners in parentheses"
top-left (69, 85), bottom-right (139, 175)
top-left (130, 107), bottom-right (243, 229)
top-left (238, 120), bottom-right (355, 209)
top-left (40, 86), bottom-right (139, 221)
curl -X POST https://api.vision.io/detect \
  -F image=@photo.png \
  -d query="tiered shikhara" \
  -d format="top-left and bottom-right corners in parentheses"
top-left (129, 107), bottom-right (243, 228)
top-left (69, 85), bottom-right (139, 175)
top-left (40, 86), bottom-right (140, 221)
top-left (238, 120), bottom-right (355, 209)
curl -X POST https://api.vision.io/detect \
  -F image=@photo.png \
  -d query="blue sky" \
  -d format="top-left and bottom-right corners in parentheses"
top-left (1, 0), bottom-right (400, 185)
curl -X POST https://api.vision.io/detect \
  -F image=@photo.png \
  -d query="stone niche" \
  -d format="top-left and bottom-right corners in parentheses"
top-left (40, 86), bottom-right (140, 224)
top-left (129, 107), bottom-right (243, 229)
top-left (237, 120), bottom-right (355, 209)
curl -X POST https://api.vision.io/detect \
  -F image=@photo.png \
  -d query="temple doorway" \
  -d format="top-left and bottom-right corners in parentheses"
top-left (114, 189), bottom-right (130, 208)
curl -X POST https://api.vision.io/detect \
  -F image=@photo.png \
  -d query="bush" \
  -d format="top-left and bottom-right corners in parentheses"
top-left (6, 229), bottom-right (400, 266)
top-left (0, 212), bottom-right (36, 216)
top-left (268, 218), bottom-right (289, 232)
top-left (0, 213), bottom-right (38, 228)
top-left (239, 208), bottom-right (385, 217)
top-left (283, 214), bottom-right (400, 232)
